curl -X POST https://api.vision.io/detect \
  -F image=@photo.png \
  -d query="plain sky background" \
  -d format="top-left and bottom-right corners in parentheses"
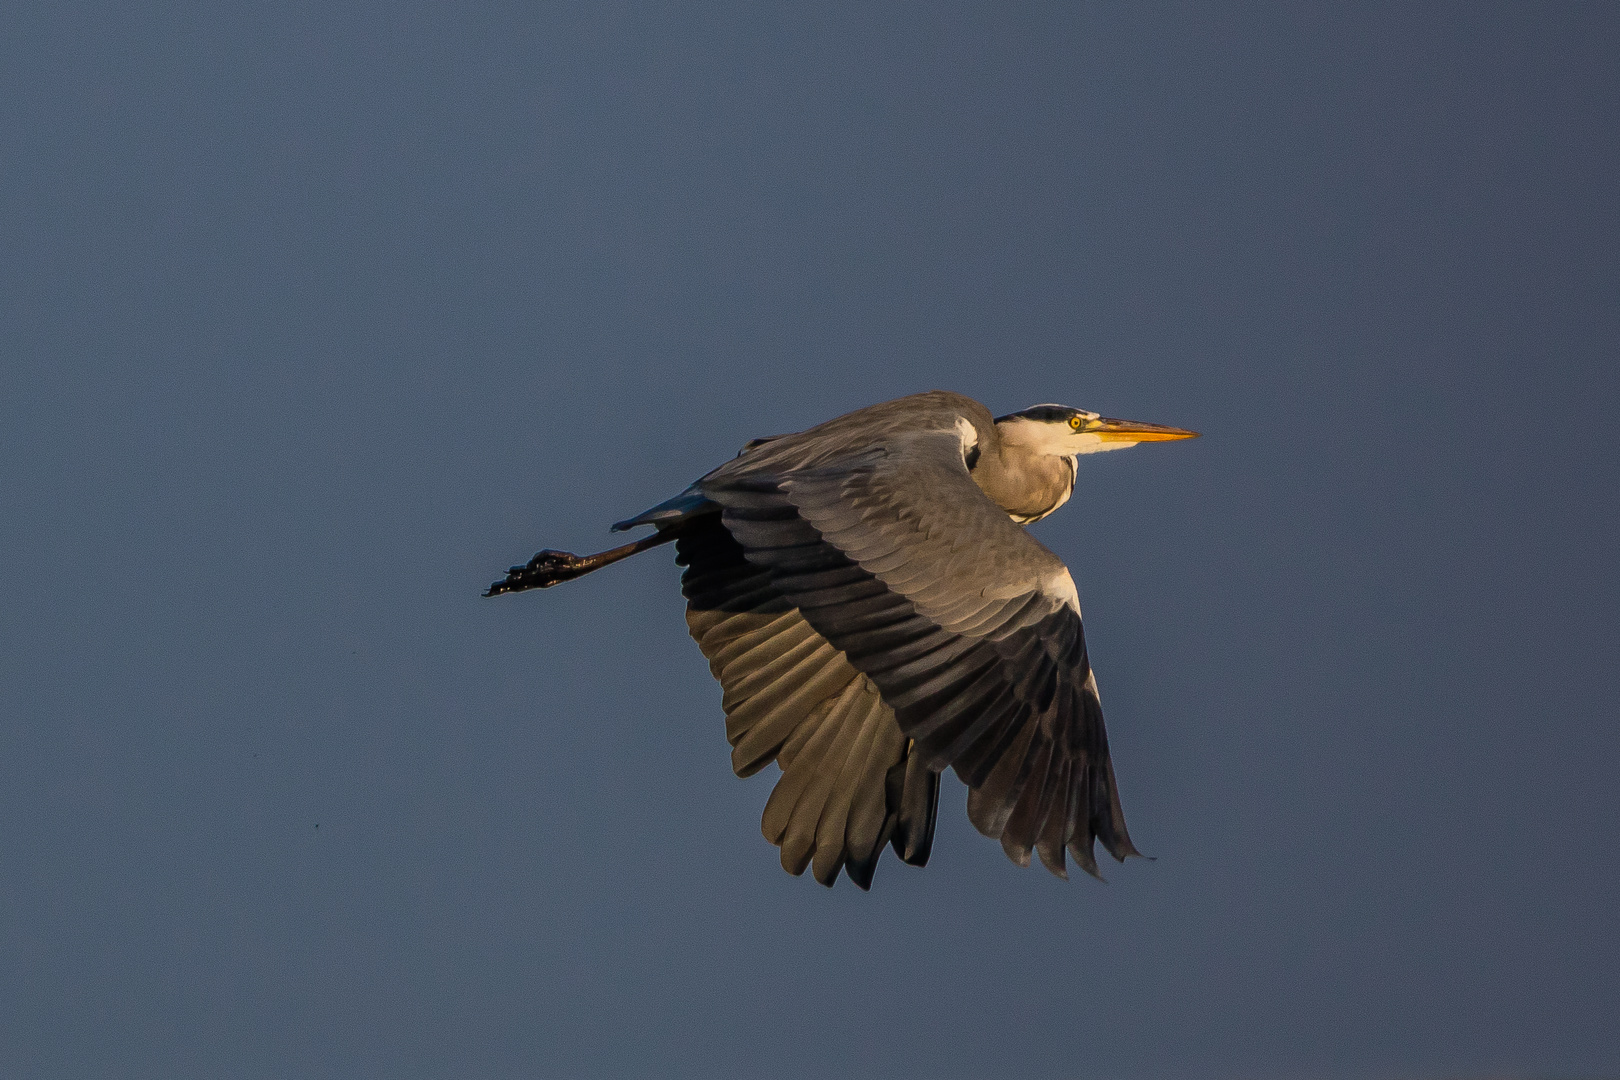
top-left (3, 4), bottom-right (1617, 1078)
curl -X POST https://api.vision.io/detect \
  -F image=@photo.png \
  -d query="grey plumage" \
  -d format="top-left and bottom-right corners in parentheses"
top-left (493, 389), bottom-right (1197, 888)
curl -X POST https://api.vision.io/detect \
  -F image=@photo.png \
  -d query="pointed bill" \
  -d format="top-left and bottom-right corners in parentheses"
top-left (1085, 417), bottom-right (1201, 444)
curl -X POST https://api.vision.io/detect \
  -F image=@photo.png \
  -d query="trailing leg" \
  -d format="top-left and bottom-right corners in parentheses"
top-left (484, 529), bottom-right (676, 596)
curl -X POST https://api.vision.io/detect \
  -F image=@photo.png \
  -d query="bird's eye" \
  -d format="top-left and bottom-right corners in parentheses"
top-left (1069, 415), bottom-right (1084, 431)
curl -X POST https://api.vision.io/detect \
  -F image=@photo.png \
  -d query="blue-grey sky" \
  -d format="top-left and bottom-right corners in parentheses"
top-left (3, 5), bottom-right (1617, 1078)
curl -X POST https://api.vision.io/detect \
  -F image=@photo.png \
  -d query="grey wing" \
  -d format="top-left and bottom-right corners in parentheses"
top-left (701, 400), bottom-right (1140, 879)
top-left (676, 516), bottom-right (940, 889)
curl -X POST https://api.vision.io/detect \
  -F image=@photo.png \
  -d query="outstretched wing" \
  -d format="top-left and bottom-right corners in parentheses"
top-left (676, 517), bottom-right (939, 889)
top-left (696, 391), bottom-right (1139, 879)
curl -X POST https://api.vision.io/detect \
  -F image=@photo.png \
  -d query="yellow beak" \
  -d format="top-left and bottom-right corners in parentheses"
top-left (1085, 417), bottom-right (1201, 444)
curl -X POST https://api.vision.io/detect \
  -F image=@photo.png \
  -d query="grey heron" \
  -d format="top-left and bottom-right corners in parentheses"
top-left (487, 391), bottom-right (1198, 889)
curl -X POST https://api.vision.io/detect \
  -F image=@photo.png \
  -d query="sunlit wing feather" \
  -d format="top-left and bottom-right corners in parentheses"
top-left (676, 516), bottom-right (936, 889)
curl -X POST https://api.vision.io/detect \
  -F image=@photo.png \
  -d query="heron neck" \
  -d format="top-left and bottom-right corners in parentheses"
top-left (974, 444), bottom-right (1077, 525)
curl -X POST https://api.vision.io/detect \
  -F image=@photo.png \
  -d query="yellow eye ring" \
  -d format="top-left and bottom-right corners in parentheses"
top-left (1069, 415), bottom-right (1084, 430)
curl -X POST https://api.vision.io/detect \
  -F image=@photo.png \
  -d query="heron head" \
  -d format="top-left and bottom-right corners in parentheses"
top-left (994, 404), bottom-right (1200, 457)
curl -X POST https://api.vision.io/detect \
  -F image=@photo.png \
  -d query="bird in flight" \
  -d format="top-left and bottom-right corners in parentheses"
top-left (487, 391), bottom-right (1197, 889)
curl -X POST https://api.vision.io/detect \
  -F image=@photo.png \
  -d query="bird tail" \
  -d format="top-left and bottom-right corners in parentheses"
top-left (611, 487), bottom-right (718, 532)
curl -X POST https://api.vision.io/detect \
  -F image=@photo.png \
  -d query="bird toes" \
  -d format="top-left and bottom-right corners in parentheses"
top-left (484, 549), bottom-right (587, 596)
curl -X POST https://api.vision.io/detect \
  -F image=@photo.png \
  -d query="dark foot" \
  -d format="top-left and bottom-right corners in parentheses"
top-left (484, 550), bottom-right (592, 596)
